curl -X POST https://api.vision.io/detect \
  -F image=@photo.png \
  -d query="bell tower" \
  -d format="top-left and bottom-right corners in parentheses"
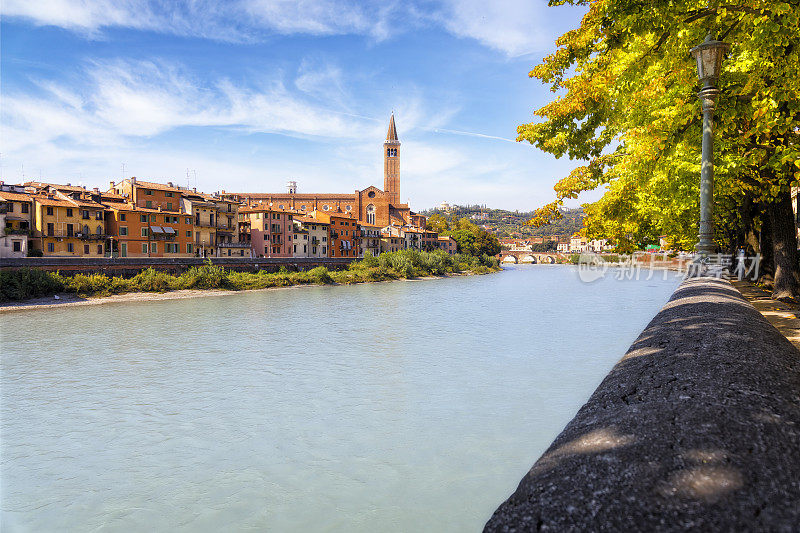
top-left (383, 113), bottom-right (400, 205)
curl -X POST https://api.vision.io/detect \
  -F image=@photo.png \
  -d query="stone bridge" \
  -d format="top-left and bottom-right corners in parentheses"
top-left (497, 250), bottom-right (564, 264)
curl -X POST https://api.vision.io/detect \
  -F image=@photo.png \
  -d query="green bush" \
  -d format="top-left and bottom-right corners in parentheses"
top-left (67, 273), bottom-right (113, 297)
top-left (0, 268), bottom-right (66, 301)
top-left (130, 268), bottom-right (179, 292)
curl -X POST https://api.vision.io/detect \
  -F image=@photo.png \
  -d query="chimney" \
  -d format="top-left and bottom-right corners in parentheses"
top-left (109, 181), bottom-right (115, 190)
top-left (167, 182), bottom-right (173, 187)
top-left (193, 187), bottom-right (197, 193)
top-left (66, 183), bottom-right (71, 186)
top-left (93, 188), bottom-right (100, 194)
top-left (131, 177), bottom-right (136, 184)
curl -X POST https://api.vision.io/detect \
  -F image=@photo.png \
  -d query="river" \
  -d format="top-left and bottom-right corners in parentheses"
top-left (1, 265), bottom-right (681, 531)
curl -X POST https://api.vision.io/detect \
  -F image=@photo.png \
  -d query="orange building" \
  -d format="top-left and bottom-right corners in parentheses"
top-left (102, 194), bottom-right (194, 257)
top-left (307, 210), bottom-right (360, 258)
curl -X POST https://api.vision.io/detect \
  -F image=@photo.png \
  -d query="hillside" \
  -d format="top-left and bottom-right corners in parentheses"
top-left (420, 205), bottom-right (585, 239)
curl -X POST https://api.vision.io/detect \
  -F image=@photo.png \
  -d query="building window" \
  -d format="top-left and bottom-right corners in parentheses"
top-left (186, 230), bottom-right (192, 237)
top-left (47, 206), bottom-right (54, 216)
top-left (82, 225), bottom-right (89, 234)
top-left (120, 226), bottom-right (128, 236)
top-left (166, 202), bottom-right (172, 210)
top-left (293, 244), bottom-right (297, 253)
top-left (47, 243), bottom-right (54, 253)
top-left (145, 200), bottom-right (152, 208)
top-left (165, 192), bottom-right (173, 197)
top-left (84, 244), bottom-right (90, 254)
top-left (322, 246), bottom-right (327, 254)
top-left (66, 208), bottom-right (73, 217)
top-left (82, 210), bottom-right (89, 219)
top-left (97, 244), bottom-right (103, 254)
top-left (366, 204), bottom-right (375, 225)
top-left (300, 205), bottom-right (306, 211)
top-left (141, 228), bottom-right (148, 237)
top-left (185, 217), bottom-right (191, 224)
top-left (187, 243), bottom-right (193, 253)
top-left (145, 190), bottom-right (153, 195)
top-left (323, 205), bottom-right (329, 211)
top-left (150, 242), bottom-right (157, 253)
top-left (13, 241), bottom-right (22, 252)
top-left (21, 203), bottom-right (29, 213)
top-left (140, 214), bottom-right (147, 223)
top-left (120, 213), bottom-right (126, 221)
top-left (345, 205), bottom-right (351, 212)
top-left (367, 191), bottom-right (375, 198)
top-left (67, 242), bottom-right (74, 253)
top-left (142, 243), bottom-right (148, 254)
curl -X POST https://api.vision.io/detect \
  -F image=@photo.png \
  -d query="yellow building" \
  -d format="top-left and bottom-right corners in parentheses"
top-left (32, 191), bottom-right (106, 257)
top-left (181, 191), bottom-right (218, 257)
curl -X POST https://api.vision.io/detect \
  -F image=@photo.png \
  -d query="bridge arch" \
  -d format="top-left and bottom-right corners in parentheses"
top-left (502, 255), bottom-right (518, 264)
top-left (520, 255), bottom-right (537, 264)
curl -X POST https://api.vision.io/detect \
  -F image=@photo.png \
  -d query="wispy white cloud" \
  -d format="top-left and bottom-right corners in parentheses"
top-left (2, 0), bottom-right (399, 42)
top-left (3, 0), bottom-right (574, 55)
top-left (434, 0), bottom-right (554, 57)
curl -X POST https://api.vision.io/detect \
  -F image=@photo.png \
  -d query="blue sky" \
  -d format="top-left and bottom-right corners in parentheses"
top-left (1, 0), bottom-right (591, 210)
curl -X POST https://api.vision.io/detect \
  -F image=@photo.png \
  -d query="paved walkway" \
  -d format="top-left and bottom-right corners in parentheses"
top-left (730, 279), bottom-right (800, 350)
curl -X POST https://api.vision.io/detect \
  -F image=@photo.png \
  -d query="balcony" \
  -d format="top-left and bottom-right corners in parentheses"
top-left (76, 232), bottom-right (107, 240)
top-left (218, 241), bottom-right (250, 248)
top-left (3, 227), bottom-right (31, 236)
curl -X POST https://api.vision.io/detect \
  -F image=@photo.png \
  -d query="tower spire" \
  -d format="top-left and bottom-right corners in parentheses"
top-left (386, 113), bottom-right (398, 142)
top-left (384, 113), bottom-right (400, 205)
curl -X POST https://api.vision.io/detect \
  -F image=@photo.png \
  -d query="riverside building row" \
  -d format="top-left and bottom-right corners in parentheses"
top-left (0, 180), bottom-right (456, 259)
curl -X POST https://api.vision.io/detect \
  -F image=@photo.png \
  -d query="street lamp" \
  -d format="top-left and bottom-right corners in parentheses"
top-left (690, 34), bottom-right (729, 258)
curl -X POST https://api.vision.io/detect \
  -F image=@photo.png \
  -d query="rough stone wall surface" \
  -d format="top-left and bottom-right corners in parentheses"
top-left (485, 277), bottom-right (800, 532)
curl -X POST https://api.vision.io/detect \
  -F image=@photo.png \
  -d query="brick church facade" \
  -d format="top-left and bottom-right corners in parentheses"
top-left (227, 115), bottom-right (412, 228)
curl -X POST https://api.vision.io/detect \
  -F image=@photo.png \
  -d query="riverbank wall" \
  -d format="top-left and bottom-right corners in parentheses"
top-left (485, 277), bottom-right (800, 531)
top-left (0, 256), bottom-right (353, 276)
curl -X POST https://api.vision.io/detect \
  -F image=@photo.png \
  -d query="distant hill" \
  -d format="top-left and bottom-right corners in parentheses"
top-left (419, 205), bottom-right (585, 238)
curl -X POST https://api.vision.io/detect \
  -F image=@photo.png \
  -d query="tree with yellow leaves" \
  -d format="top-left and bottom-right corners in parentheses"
top-left (522, 0), bottom-right (800, 299)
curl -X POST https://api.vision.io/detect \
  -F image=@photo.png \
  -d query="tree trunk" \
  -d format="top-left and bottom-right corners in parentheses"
top-left (759, 203), bottom-right (774, 279)
top-left (769, 188), bottom-right (799, 301)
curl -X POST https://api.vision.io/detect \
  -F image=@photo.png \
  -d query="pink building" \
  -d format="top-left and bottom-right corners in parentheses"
top-left (240, 206), bottom-right (294, 257)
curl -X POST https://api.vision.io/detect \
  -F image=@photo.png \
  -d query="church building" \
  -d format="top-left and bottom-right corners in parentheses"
top-left (226, 114), bottom-right (413, 228)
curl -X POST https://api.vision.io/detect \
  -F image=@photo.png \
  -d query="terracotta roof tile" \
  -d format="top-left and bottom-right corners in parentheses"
top-left (0, 192), bottom-right (33, 202)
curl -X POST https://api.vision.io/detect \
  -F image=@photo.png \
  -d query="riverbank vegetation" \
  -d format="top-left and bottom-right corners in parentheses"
top-left (0, 250), bottom-right (500, 302)
top-left (523, 2), bottom-right (800, 300)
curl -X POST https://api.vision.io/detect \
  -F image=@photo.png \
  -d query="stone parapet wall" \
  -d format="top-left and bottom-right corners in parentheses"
top-left (0, 257), bottom-right (353, 276)
top-left (485, 277), bottom-right (800, 531)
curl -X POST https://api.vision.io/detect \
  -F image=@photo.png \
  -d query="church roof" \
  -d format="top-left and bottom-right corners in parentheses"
top-left (386, 114), bottom-right (398, 142)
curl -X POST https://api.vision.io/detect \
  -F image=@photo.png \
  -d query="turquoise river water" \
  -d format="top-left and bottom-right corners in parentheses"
top-left (1, 265), bottom-right (681, 531)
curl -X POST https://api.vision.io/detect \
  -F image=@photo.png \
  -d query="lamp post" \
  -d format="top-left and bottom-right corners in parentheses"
top-left (690, 34), bottom-right (729, 258)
